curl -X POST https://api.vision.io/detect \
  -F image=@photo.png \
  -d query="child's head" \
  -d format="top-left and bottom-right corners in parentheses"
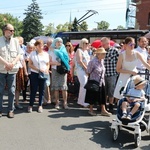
top-left (134, 76), bottom-right (146, 89)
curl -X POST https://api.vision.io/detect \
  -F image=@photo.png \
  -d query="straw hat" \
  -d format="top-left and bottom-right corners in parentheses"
top-left (134, 76), bottom-right (146, 87)
top-left (94, 48), bottom-right (107, 54)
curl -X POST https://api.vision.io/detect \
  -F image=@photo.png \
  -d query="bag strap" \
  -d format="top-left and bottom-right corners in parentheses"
top-left (36, 51), bottom-right (40, 70)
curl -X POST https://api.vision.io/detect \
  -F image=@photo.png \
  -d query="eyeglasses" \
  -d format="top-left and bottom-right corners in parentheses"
top-left (7, 29), bottom-right (15, 32)
top-left (84, 43), bottom-right (89, 45)
top-left (65, 45), bottom-right (70, 47)
top-left (128, 43), bottom-right (136, 47)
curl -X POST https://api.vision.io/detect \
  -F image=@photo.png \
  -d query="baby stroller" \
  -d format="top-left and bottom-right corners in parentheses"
top-left (111, 75), bottom-right (150, 148)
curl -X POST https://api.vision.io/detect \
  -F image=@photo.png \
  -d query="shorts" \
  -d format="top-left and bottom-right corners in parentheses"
top-left (123, 98), bottom-right (144, 108)
top-left (105, 75), bottom-right (117, 97)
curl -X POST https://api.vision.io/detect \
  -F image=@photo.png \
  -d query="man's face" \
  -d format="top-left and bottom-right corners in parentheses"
top-left (101, 40), bottom-right (110, 49)
top-left (4, 25), bottom-right (15, 39)
top-left (138, 37), bottom-right (148, 49)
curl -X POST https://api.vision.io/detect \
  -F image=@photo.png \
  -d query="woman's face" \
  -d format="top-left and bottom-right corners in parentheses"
top-left (27, 46), bottom-right (34, 53)
top-left (65, 43), bottom-right (71, 50)
top-left (55, 40), bottom-right (62, 48)
top-left (82, 41), bottom-right (89, 49)
top-left (36, 43), bottom-right (44, 50)
top-left (97, 53), bottom-right (106, 60)
top-left (126, 40), bottom-right (136, 50)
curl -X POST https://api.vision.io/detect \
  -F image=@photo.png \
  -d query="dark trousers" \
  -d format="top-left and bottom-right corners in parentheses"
top-left (22, 75), bottom-right (30, 101)
top-left (29, 72), bottom-right (46, 106)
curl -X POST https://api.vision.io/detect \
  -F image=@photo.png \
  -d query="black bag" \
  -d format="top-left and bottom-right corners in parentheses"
top-left (84, 80), bottom-right (100, 92)
top-left (67, 79), bottom-right (80, 94)
top-left (57, 61), bottom-right (68, 74)
top-left (38, 71), bottom-right (48, 80)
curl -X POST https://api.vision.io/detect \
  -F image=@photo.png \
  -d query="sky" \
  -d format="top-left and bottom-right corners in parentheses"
top-left (0, 0), bottom-right (128, 30)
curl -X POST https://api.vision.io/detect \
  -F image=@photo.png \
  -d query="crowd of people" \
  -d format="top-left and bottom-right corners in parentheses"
top-left (0, 23), bottom-right (150, 119)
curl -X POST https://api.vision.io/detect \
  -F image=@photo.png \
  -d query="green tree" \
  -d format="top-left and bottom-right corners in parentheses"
top-left (78, 21), bottom-right (88, 31)
top-left (97, 21), bottom-right (109, 30)
top-left (22, 0), bottom-right (43, 42)
top-left (117, 25), bottom-right (125, 30)
top-left (43, 23), bottom-right (56, 35)
top-left (0, 13), bottom-right (22, 36)
top-left (71, 17), bottom-right (78, 31)
top-left (56, 22), bottom-right (70, 32)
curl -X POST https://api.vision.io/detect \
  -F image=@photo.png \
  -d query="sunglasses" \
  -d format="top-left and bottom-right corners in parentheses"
top-left (128, 43), bottom-right (136, 47)
top-left (7, 29), bottom-right (15, 32)
top-left (65, 45), bottom-right (70, 47)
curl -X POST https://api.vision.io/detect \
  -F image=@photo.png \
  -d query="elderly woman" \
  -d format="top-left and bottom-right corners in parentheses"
top-left (85, 48), bottom-right (112, 116)
top-left (28, 40), bottom-right (50, 113)
top-left (75, 38), bottom-right (90, 107)
top-left (49, 37), bottom-right (70, 109)
top-left (22, 42), bottom-right (35, 102)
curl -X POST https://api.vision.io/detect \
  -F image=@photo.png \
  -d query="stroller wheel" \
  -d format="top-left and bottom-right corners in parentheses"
top-left (134, 134), bottom-right (140, 148)
top-left (112, 129), bottom-right (118, 141)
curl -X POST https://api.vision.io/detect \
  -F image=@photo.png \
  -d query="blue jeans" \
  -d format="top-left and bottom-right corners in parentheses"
top-left (0, 73), bottom-right (16, 112)
top-left (29, 72), bottom-right (46, 107)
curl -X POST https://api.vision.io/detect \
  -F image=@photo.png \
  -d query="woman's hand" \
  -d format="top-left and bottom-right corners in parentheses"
top-left (130, 70), bottom-right (137, 76)
top-left (55, 61), bottom-right (61, 66)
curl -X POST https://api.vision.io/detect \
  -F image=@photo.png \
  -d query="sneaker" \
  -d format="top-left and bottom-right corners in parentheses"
top-left (15, 104), bottom-right (23, 110)
top-left (28, 107), bottom-right (32, 113)
top-left (63, 104), bottom-right (69, 109)
top-left (121, 113), bottom-right (127, 119)
top-left (126, 114), bottom-right (132, 120)
top-left (88, 111), bottom-right (97, 116)
top-left (55, 104), bottom-right (60, 109)
top-left (38, 107), bottom-right (43, 113)
top-left (7, 111), bottom-right (14, 118)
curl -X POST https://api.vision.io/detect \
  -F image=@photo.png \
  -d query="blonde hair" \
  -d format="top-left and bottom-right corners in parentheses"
top-left (79, 38), bottom-right (88, 48)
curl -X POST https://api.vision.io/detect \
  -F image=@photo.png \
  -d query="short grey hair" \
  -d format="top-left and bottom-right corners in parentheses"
top-left (27, 42), bottom-right (34, 47)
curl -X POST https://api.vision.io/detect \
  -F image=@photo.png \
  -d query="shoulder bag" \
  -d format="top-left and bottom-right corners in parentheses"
top-left (57, 60), bottom-right (69, 74)
top-left (84, 68), bottom-right (102, 92)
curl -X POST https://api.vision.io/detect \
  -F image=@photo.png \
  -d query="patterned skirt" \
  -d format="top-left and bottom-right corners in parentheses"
top-left (16, 68), bottom-right (25, 92)
top-left (51, 68), bottom-right (68, 91)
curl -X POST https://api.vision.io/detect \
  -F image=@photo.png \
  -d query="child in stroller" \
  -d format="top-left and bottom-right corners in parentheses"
top-left (121, 76), bottom-right (146, 120)
top-left (111, 75), bottom-right (150, 148)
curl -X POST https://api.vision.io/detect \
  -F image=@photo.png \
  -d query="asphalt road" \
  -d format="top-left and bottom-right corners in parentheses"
top-left (0, 94), bottom-right (150, 150)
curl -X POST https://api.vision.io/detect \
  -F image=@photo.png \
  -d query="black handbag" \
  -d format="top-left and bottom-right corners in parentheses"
top-left (67, 77), bottom-right (80, 94)
top-left (57, 61), bottom-right (68, 74)
top-left (84, 67), bottom-right (102, 92)
top-left (84, 80), bottom-right (100, 92)
top-left (38, 71), bottom-right (48, 80)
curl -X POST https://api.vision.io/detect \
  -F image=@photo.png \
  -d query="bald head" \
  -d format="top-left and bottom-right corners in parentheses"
top-left (2, 23), bottom-right (14, 39)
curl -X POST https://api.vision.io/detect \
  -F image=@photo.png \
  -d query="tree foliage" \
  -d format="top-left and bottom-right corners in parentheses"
top-left (56, 22), bottom-right (70, 32)
top-left (0, 13), bottom-right (22, 36)
top-left (117, 25), bottom-right (125, 30)
top-left (22, 0), bottom-right (43, 42)
top-left (43, 23), bottom-right (56, 35)
top-left (97, 21), bottom-right (109, 30)
top-left (78, 21), bottom-right (88, 31)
